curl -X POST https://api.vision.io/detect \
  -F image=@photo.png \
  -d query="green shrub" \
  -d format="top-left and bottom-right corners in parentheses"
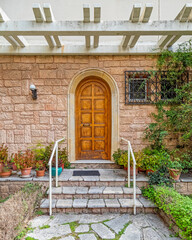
top-left (142, 186), bottom-right (192, 239)
top-left (112, 148), bottom-right (127, 164)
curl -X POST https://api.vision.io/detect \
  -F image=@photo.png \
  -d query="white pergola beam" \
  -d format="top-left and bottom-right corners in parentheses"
top-left (140, 4), bottom-right (153, 23)
top-left (130, 4), bottom-right (141, 23)
top-left (167, 35), bottom-right (181, 47)
top-left (129, 35), bottom-right (140, 48)
top-left (32, 3), bottom-right (45, 23)
top-left (4, 36), bottom-right (19, 47)
top-left (94, 36), bottom-right (99, 48)
top-left (175, 3), bottom-right (192, 22)
top-left (158, 35), bottom-right (173, 48)
top-left (12, 36), bottom-right (28, 47)
top-left (121, 35), bottom-right (131, 48)
top-left (83, 4), bottom-right (90, 23)
top-left (94, 4), bottom-right (101, 23)
top-left (85, 36), bottom-right (90, 48)
top-left (44, 35), bottom-right (55, 48)
top-left (0, 7), bottom-right (9, 22)
top-left (1, 21), bottom-right (191, 36)
top-left (43, 3), bottom-right (55, 22)
top-left (53, 35), bottom-right (62, 47)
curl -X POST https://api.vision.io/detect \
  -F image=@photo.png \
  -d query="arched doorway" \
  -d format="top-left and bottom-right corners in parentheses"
top-left (75, 77), bottom-right (111, 160)
top-left (68, 68), bottom-right (119, 161)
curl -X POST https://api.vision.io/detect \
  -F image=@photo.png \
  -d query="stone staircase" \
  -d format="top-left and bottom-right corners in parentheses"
top-left (40, 161), bottom-right (156, 214)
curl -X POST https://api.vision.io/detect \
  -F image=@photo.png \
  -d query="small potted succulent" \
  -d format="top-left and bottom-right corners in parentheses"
top-left (35, 161), bottom-right (45, 178)
top-left (168, 159), bottom-right (182, 181)
top-left (13, 149), bottom-right (34, 177)
top-left (0, 144), bottom-right (8, 173)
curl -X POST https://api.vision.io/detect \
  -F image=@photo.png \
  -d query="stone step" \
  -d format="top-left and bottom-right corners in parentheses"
top-left (40, 197), bottom-right (156, 214)
top-left (48, 186), bottom-right (142, 199)
top-left (70, 160), bottom-right (122, 169)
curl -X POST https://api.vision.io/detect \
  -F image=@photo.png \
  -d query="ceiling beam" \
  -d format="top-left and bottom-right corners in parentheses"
top-left (0, 7), bottom-right (9, 22)
top-left (0, 21), bottom-right (191, 36)
top-left (140, 4), bottom-right (153, 23)
top-left (53, 35), bottom-right (62, 47)
top-left (83, 4), bottom-right (90, 23)
top-left (94, 35), bottom-right (99, 48)
top-left (43, 3), bottom-right (55, 23)
top-left (94, 4), bottom-right (101, 23)
top-left (158, 35), bottom-right (173, 48)
top-left (4, 36), bottom-right (19, 47)
top-left (130, 4), bottom-right (141, 23)
top-left (167, 36), bottom-right (181, 47)
top-left (12, 36), bottom-right (28, 47)
top-left (175, 3), bottom-right (192, 22)
top-left (129, 35), bottom-right (140, 48)
top-left (44, 35), bottom-right (55, 48)
top-left (121, 35), bottom-right (131, 48)
top-left (32, 3), bottom-right (45, 23)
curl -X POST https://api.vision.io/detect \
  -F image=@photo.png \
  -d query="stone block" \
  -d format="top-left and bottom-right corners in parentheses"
top-left (105, 199), bottom-right (120, 208)
top-left (73, 199), bottom-right (88, 208)
top-left (88, 199), bottom-right (105, 208)
top-left (79, 234), bottom-right (97, 240)
top-left (56, 199), bottom-right (73, 208)
top-left (75, 225), bottom-right (89, 233)
top-left (91, 223), bottom-right (115, 239)
top-left (103, 187), bottom-right (123, 194)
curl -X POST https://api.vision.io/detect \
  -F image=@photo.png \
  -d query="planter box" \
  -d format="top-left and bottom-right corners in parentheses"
top-left (51, 167), bottom-right (62, 177)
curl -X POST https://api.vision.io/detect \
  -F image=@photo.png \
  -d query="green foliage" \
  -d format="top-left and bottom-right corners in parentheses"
top-left (0, 196), bottom-right (10, 203)
top-left (168, 160), bottom-right (182, 170)
top-left (148, 166), bottom-right (173, 187)
top-left (35, 209), bottom-right (44, 216)
top-left (58, 145), bottom-right (70, 169)
top-left (0, 144), bottom-right (9, 165)
top-left (14, 227), bottom-right (34, 240)
top-left (112, 148), bottom-right (127, 164)
top-left (39, 225), bottom-right (50, 230)
top-left (25, 237), bottom-right (38, 240)
top-left (142, 186), bottom-right (192, 239)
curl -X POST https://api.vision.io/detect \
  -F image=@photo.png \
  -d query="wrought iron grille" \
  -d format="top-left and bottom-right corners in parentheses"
top-left (125, 71), bottom-right (189, 104)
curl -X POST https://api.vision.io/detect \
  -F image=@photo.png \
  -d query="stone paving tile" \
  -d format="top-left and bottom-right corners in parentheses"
top-left (131, 214), bottom-right (151, 229)
top-left (69, 176), bottom-right (83, 181)
top-left (82, 176), bottom-right (100, 181)
top-left (75, 224), bottom-right (89, 233)
top-left (49, 214), bottom-right (81, 226)
top-left (119, 198), bottom-right (143, 208)
top-left (40, 199), bottom-right (56, 208)
top-left (47, 187), bottom-right (62, 194)
top-left (119, 223), bottom-right (141, 240)
top-left (122, 187), bottom-right (141, 194)
top-left (89, 186), bottom-right (105, 194)
top-left (103, 187), bottom-right (123, 194)
top-left (76, 187), bottom-right (89, 194)
top-left (91, 223), bottom-right (115, 239)
top-left (88, 199), bottom-right (105, 208)
top-left (28, 215), bottom-right (50, 228)
top-left (58, 171), bottom-right (73, 181)
top-left (139, 197), bottom-right (156, 208)
top-left (56, 199), bottom-right (73, 208)
top-left (105, 199), bottom-right (120, 208)
top-left (143, 227), bottom-right (162, 240)
top-left (73, 199), bottom-right (88, 208)
top-left (79, 233), bottom-right (97, 240)
top-left (60, 236), bottom-right (75, 240)
top-left (105, 214), bottom-right (130, 234)
top-left (63, 186), bottom-right (76, 194)
top-left (27, 224), bottom-right (71, 240)
top-left (79, 214), bottom-right (119, 223)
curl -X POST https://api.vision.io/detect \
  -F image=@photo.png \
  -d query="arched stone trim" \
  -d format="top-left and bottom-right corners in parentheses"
top-left (68, 68), bottom-right (119, 161)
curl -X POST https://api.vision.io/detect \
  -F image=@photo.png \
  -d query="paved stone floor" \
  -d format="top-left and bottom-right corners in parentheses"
top-left (25, 213), bottom-right (180, 240)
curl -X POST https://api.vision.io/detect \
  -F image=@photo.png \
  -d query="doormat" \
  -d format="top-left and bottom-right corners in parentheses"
top-left (73, 170), bottom-right (100, 176)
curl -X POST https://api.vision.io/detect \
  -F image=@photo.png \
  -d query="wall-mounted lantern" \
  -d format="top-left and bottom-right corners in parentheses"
top-left (30, 84), bottom-right (37, 100)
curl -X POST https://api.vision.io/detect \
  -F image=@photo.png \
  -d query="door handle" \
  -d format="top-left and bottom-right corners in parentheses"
top-left (83, 123), bottom-right (90, 127)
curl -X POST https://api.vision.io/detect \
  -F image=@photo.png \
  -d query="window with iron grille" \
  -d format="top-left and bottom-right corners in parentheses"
top-left (125, 71), bottom-right (189, 104)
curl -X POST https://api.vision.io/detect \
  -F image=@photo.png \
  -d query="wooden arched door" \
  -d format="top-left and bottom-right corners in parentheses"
top-left (75, 77), bottom-right (111, 160)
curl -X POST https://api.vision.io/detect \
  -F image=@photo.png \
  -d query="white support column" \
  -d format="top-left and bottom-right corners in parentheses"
top-left (94, 36), bottom-right (99, 48)
top-left (121, 35), bottom-right (131, 49)
top-left (53, 35), bottom-right (62, 47)
top-left (140, 4), bottom-right (153, 23)
top-left (83, 4), bottom-right (90, 23)
top-left (130, 4), bottom-right (141, 23)
top-left (44, 35), bottom-right (55, 48)
top-left (85, 35), bottom-right (91, 48)
top-left (0, 7), bottom-right (9, 22)
top-left (43, 3), bottom-right (55, 23)
top-left (4, 36), bottom-right (19, 47)
top-left (94, 4), bottom-right (101, 23)
top-left (12, 36), bottom-right (28, 47)
top-left (32, 3), bottom-right (45, 23)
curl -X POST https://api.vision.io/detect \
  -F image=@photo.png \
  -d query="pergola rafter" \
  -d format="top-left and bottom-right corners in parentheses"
top-left (0, 3), bottom-right (191, 55)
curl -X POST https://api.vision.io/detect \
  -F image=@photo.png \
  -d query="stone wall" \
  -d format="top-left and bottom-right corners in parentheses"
top-left (0, 55), bottom-right (175, 156)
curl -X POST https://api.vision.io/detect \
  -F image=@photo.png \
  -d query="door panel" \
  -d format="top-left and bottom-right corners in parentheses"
top-left (76, 78), bottom-right (111, 160)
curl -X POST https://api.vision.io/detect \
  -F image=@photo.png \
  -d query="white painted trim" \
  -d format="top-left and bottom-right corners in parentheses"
top-left (68, 68), bottom-right (119, 162)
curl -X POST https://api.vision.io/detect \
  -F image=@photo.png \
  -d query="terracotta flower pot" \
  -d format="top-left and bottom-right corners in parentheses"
top-left (124, 166), bottom-right (138, 176)
top-left (12, 163), bottom-right (17, 171)
top-left (169, 168), bottom-right (181, 181)
top-left (146, 169), bottom-right (154, 175)
top-left (0, 163), bottom-right (3, 173)
top-left (61, 163), bottom-right (64, 170)
top-left (138, 167), bottom-right (145, 173)
top-left (0, 170), bottom-right (12, 178)
top-left (36, 169), bottom-right (45, 178)
top-left (21, 167), bottom-right (32, 176)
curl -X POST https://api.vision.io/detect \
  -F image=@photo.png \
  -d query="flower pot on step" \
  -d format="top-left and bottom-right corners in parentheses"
top-left (124, 166), bottom-right (138, 176)
top-left (146, 169), bottom-right (154, 175)
top-left (0, 170), bottom-right (12, 178)
top-left (0, 163), bottom-right (3, 173)
top-left (36, 169), bottom-right (45, 178)
top-left (169, 168), bottom-right (181, 181)
top-left (21, 167), bottom-right (32, 176)
top-left (51, 167), bottom-right (62, 177)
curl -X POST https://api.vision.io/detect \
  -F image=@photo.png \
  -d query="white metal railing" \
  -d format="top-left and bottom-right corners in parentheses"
top-left (48, 137), bottom-right (65, 216)
top-left (121, 138), bottom-right (137, 215)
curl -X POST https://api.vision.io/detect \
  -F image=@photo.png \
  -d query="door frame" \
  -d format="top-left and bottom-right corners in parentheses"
top-left (68, 68), bottom-right (119, 162)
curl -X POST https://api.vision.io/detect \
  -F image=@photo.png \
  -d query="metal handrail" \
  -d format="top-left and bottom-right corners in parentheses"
top-left (121, 138), bottom-right (137, 215)
top-left (48, 137), bottom-right (65, 216)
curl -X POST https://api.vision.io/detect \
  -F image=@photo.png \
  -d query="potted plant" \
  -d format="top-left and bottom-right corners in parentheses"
top-left (35, 161), bottom-right (45, 177)
top-left (0, 144), bottom-right (8, 173)
top-left (118, 152), bottom-right (139, 176)
top-left (0, 166), bottom-right (12, 178)
top-left (51, 158), bottom-right (63, 177)
top-left (13, 149), bottom-right (34, 177)
top-left (59, 146), bottom-right (69, 169)
top-left (168, 159), bottom-right (182, 181)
